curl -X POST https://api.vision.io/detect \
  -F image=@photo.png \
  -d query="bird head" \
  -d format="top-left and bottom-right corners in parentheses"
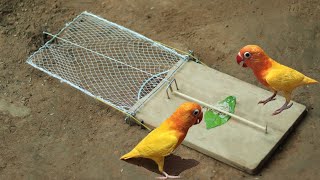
top-left (171, 102), bottom-right (203, 128)
top-left (236, 45), bottom-right (269, 69)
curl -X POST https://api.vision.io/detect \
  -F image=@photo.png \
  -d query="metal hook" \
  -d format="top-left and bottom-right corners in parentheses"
top-left (166, 79), bottom-right (179, 99)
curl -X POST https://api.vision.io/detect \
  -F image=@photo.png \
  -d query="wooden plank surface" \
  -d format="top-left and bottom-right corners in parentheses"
top-left (135, 61), bottom-right (306, 174)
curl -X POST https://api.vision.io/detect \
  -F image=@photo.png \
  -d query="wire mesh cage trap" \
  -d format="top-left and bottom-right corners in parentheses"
top-left (27, 11), bottom-right (188, 115)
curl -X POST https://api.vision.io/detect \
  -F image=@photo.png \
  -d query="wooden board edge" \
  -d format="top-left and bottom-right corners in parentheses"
top-left (248, 107), bottom-right (307, 174)
top-left (138, 107), bottom-right (308, 175)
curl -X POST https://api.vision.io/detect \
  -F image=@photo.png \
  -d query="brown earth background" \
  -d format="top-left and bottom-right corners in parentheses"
top-left (0, 0), bottom-right (320, 179)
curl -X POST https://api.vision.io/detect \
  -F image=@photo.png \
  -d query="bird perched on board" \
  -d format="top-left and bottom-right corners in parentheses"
top-left (120, 102), bottom-right (203, 179)
top-left (236, 45), bottom-right (318, 115)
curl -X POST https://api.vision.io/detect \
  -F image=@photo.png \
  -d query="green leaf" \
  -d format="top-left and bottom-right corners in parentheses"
top-left (204, 96), bottom-right (236, 129)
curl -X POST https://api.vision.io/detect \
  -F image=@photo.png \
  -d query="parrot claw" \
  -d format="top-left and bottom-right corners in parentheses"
top-left (272, 102), bottom-right (293, 115)
top-left (258, 98), bottom-right (276, 105)
top-left (156, 172), bottom-right (181, 179)
top-left (259, 91), bottom-right (278, 105)
top-left (156, 176), bottom-right (181, 179)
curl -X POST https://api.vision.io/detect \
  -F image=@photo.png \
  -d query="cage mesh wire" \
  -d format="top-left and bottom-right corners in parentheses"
top-left (27, 11), bottom-right (187, 114)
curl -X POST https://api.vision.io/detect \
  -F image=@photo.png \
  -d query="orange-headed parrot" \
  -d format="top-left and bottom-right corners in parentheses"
top-left (236, 45), bottom-right (318, 115)
top-left (121, 102), bottom-right (203, 179)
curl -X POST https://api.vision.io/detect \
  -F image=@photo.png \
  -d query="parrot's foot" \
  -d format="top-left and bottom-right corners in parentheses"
top-left (272, 102), bottom-right (293, 115)
top-left (258, 91), bottom-right (277, 105)
top-left (156, 172), bottom-right (181, 179)
top-left (258, 97), bottom-right (276, 105)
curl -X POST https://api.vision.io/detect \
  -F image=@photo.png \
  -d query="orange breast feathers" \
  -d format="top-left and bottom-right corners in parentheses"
top-left (158, 102), bottom-right (204, 146)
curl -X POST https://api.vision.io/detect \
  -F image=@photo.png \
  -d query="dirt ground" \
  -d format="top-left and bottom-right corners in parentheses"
top-left (0, 0), bottom-right (320, 179)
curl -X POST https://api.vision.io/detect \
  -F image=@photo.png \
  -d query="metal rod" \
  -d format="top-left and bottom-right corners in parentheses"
top-left (83, 11), bottom-right (187, 60)
top-left (172, 91), bottom-right (267, 133)
top-left (43, 32), bottom-right (165, 80)
top-left (137, 70), bottom-right (169, 100)
top-left (166, 79), bottom-right (179, 99)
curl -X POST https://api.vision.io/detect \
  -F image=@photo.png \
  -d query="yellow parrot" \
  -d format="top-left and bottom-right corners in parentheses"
top-left (236, 45), bottom-right (318, 115)
top-left (121, 102), bottom-right (203, 179)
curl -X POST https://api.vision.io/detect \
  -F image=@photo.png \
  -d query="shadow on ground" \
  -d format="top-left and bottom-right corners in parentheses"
top-left (122, 154), bottom-right (199, 176)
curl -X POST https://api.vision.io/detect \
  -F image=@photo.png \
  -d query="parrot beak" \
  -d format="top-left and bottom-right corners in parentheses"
top-left (194, 112), bottom-right (203, 125)
top-left (236, 52), bottom-right (247, 67)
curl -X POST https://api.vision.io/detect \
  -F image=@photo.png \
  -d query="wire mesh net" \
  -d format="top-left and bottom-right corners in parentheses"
top-left (27, 11), bottom-right (187, 114)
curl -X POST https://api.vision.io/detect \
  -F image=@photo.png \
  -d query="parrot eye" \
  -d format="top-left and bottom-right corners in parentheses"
top-left (244, 52), bottom-right (251, 58)
top-left (192, 109), bottom-right (200, 116)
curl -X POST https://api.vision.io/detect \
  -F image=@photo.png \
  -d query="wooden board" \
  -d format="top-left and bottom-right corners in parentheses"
top-left (135, 61), bottom-right (306, 174)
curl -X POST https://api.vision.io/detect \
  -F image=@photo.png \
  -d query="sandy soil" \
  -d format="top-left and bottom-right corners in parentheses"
top-left (0, 0), bottom-right (319, 179)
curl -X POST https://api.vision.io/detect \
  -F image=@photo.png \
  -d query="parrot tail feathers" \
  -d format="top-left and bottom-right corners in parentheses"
top-left (120, 149), bottom-right (140, 160)
top-left (303, 76), bottom-right (318, 85)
